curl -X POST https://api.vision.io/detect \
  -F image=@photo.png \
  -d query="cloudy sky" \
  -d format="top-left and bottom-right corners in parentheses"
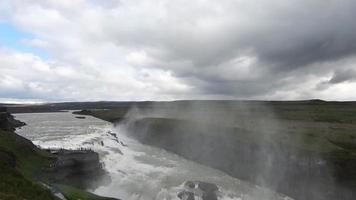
top-left (1, 0), bottom-right (356, 103)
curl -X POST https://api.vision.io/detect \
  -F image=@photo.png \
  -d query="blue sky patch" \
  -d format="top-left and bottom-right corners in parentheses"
top-left (0, 22), bottom-right (50, 59)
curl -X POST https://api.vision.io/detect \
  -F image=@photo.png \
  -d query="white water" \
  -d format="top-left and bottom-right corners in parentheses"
top-left (15, 112), bottom-right (292, 200)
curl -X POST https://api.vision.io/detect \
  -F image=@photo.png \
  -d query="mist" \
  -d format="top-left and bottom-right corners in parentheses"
top-left (114, 101), bottom-right (352, 200)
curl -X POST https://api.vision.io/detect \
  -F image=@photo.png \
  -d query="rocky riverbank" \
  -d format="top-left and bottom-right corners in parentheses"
top-left (0, 107), bottom-right (118, 200)
top-left (0, 107), bottom-right (26, 131)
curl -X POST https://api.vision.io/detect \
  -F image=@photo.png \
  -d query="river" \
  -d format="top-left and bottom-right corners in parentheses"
top-left (14, 111), bottom-right (292, 200)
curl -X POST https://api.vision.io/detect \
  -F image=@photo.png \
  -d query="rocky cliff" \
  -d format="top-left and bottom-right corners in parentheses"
top-left (0, 107), bottom-right (26, 131)
top-left (125, 118), bottom-right (356, 200)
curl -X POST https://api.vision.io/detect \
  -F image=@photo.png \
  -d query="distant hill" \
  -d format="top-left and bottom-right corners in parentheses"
top-left (3, 99), bottom-right (356, 113)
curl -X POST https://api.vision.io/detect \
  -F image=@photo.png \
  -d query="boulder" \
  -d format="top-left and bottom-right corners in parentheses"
top-left (202, 192), bottom-right (217, 200)
top-left (198, 182), bottom-right (218, 200)
top-left (184, 181), bottom-right (196, 189)
top-left (198, 182), bottom-right (218, 193)
top-left (178, 191), bottom-right (195, 200)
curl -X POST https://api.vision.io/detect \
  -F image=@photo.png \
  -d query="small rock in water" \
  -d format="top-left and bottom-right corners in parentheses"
top-left (178, 191), bottom-right (195, 200)
top-left (198, 182), bottom-right (218, 193)
top-left (198, 182), bottom-right (218, 200)
top-left (202, 192), bottom-right (217, 200)
top-left (75, 116), bottom-right (86, 119)
top-left (100, 141), bottom-right (104, 146)
top-left (181, 181), bottom-right (218, 200)
top-left (107, 131), bottom-right (118, 138)
top-left (120, 141), bottom-right (128, 147)
top-left (184, 181), bottom-right (196, 189)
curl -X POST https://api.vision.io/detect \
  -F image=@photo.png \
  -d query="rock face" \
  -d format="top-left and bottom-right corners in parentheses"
top-left (0, 108), bottom-right (26, 131)
top-left (0, 107), bottom-right (6, 112)
top-left (127, 118), bottom-right (356, 200)
top-left (47, 149), bottom-right (105, 188)
top-left (178, 181), bottom-right (219, 200)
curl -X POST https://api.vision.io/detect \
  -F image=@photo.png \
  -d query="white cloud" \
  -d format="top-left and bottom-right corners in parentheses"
top-left (1, 0), bottom-right (356, 102)
top-left (0, 47), bottom-right (191, 101)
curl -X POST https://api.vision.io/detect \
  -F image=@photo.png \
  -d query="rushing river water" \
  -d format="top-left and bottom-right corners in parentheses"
top-left (15, 112), bottom-right (292, 200)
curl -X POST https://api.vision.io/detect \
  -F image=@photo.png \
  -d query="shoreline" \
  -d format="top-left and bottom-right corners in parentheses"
top-left (0, 108), bottom-right (119, 200)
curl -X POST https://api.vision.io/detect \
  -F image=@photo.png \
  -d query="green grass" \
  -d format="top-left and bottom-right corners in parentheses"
top-left (0, 130), bottom-right (54, 179)
top-left (73, 109), bottom-right (127, 123)
top-left (0, 156), bottom-right (57, 200)
top-left (0, 129), bottom-right (119, 200)
top-left (270, 104), bottom-right (356, 123)
top-left (56, 184), bottom-right (118, 200)
top-left (0, 164), bottom-right (56, 200)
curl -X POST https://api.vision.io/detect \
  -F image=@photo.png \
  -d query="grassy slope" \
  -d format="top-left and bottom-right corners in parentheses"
top-left (0, 129), bottom-right (57, 200)
top-left (0, 127), bottom-right (118, 200)
top-left (0, 161), bottom-right (56, 200)
top-left (55, 185), bottom-right (117, 200)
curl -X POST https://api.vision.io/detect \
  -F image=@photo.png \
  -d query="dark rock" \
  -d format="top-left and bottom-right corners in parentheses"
top-left (202, 192), bottom-right (217, 200)
top-left (100, 141), bottom-right (104, 146)
top-left (108, 131), bottom-right (117, 138)
top-left (0, 112), bottom-right (26, 131)
top-left (184, 181), bottom-right (196, 189)
top-left (75, 116), bottom-right (86, 119)
top-left (120, 141), bottom-right (128, 147)
top-left (49, 149), bottom-right (105, 188)
top-left (197, 182), bottom-right (218, 200)
top-left (0, 107), bottom-right (7, 112)
top-left (178, 191), bottom-right (195, 200)
top-left (52, 149), bottom-right (101, 170)
top-left (198, 182), bottom-right (218, 192)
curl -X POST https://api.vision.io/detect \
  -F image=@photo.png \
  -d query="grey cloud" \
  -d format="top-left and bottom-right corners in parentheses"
top-left (1, 0), bottom-right (356, 101)
top-left (101, 0), bottom-right (356, 101)
top-left (107, 1), bottom-right (356, 70)
top-left (329, 68), bottom-right (356, 84)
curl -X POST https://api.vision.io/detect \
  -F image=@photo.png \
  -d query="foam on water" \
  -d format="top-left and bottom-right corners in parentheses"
top-left (15, 112), bottom-right (292, 200)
